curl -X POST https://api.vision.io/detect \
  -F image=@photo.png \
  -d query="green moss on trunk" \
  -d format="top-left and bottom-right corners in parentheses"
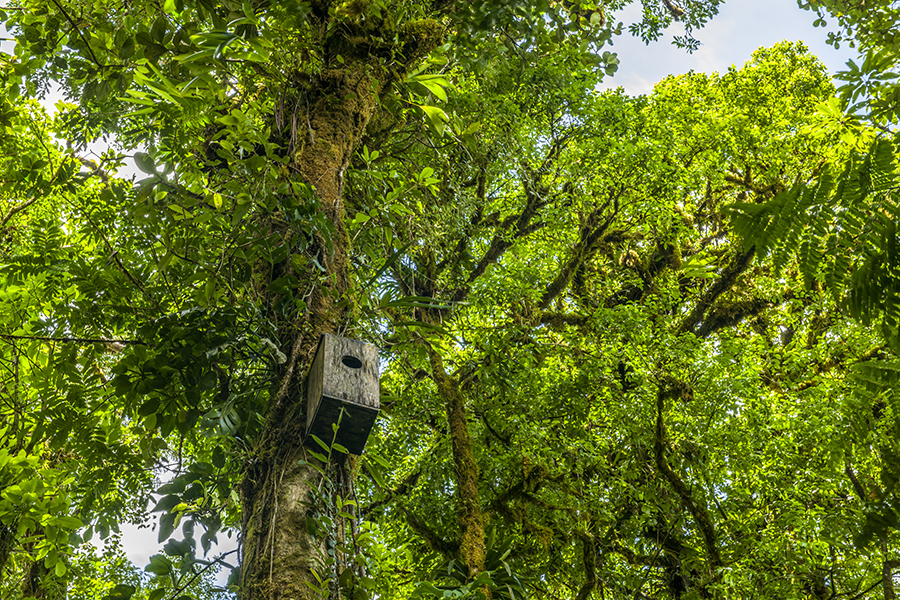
top-left (239, 11), bottom-right (443, 598)
top-left (429, 350), bottom-right (486, 576)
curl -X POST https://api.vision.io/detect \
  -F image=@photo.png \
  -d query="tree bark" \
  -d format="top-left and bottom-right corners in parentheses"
top-left (238, 84), bottom-right (360, 599)
top-left (429, 349), bottom-right (486, 576)
top-left (238, 53), bottom-right (376, 599)
top-left (238, 16), bottom-right (443, 597)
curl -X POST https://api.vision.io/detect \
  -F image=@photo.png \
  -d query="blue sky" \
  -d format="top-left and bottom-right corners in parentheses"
top-left (600, 0), bottom-right (855, 94)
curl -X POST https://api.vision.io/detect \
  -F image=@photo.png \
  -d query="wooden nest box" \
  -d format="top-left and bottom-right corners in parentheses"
top-left (305, 333), bottom-right (380, 455)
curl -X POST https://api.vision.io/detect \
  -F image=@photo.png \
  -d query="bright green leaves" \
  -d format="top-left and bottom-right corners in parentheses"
top-left (137, 461), bottom-right (239, 598)
top-left (599, 50), bottom-right (619, 76)
top-left (418, 104), bottom-right (450, 137)
top-left (0, 446), bottom-right (82, 582)
top-left (800, 0), bottom-right (900, 123)
top-left (180, 29), bottom-right (273, 65)
top-left (407, 73), bottom-right (452, 103)
top-left (0, 0), bottom-right (889, 598)
top-left (346, 39), bottom-right (890, 600)
top-left (0, 93), bottom-right (74, 220)
top-left (803, 96), bottom-right (875, 150)
top-left (402, 59), bottom-right (460, 139)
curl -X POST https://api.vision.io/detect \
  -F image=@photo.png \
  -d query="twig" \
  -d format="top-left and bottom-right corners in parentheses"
top-left (82, 210), bottom-right (163, 310)
top-left (0, 333), bottom-right (146, 345)
top-left (77, 156), bottom-right (110, 183)
top-left (163, 549), bottom-right (239, 600)
top-left (49, 0), bottom-right (104, 68)
top-left (0, 197), bottom-right (39, 229)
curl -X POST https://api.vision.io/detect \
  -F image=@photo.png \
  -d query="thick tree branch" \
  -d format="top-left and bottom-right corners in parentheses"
top-left (844, 460), bottom-right (868, 502)
top-left (678, 248), bottom-right (755, 335)
top-left (451, 152), bottom-right (558, 304)
top-left (398, 503), bottom-right (459, 558)
top-left (460, 176), bottom-right (546, 290)
top-left (793, 345), bottom-right (884, 392)
top-left (77, 156), bottom-right (110, 183)
top-left (429, 347), bottom-right (485, 574)
top-left (603, 242), bottom-right (681, 308)
top-left (884, 560), bottom-right (900, 600)
top-left (0, 333), bottom-right (145, 345)
top-left (694, 297), bottom-right (773, 337)
top-left (575, 530), bottom-right (597, 600)
top-left (538, 196), bottom-right (618, 310)
top-left (655, 384), bottom-right (722, 568)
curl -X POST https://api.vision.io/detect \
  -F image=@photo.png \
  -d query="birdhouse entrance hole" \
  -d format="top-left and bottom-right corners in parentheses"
top-left (341, 355), bottom-right (363, 369)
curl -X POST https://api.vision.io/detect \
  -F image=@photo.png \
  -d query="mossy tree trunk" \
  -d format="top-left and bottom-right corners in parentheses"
top-left (19, 550), bottom-right (64, 600)
top-left (238, 13), bottom-right (442, 598)
top-left (429, 350), bottom-right (486, 576)
top-left (238, 65), bottom-right (376, 600)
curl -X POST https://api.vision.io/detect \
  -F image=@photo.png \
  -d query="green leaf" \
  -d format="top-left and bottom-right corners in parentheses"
top-left (148, 589), bottom-right (167, 600)
top-left (163, 538), bottom-right (192, 556)
top-left (212, 446), bottom-right (226, 469)
top-left (310, 435), bottom-right (331, 453)
top-left (419, 105), bottom-right (449, 136)
top-left (153, 494), bottom-right (182, 513)
top-left (104, 584), bottom-right (137, 600)
top-left (415, 77), bottom-right (449, 102)
top-left (134, 152), bottom-right (157, 174)
top-left (158, 512), bottom-right (177, 542)
top-left (145, 554), bottom-right (174, 575)
top-left (52, 515), bottom-right (83, 529)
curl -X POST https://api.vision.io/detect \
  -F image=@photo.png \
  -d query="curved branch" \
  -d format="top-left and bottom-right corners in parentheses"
top-left (694, 297), bottom-right (773, 337)
top-left (398, 503), bottom-right (459, 558)
top-left (0, 197), bottom-right (39, 229)
top-left (678, 248), bottom-right (755, 335)
top-left (538, 193), bottom-right (618, 310)
top-left (655, 384), bottom-right (722, 568)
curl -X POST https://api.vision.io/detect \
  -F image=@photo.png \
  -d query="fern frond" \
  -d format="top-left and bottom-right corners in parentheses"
top-left (772, 186), bottom-right (815, 272)
top-left (795, 172), bottom-right (837, 287)
top-left (851, 360), bottom-right (900, 396)
top-left (727, 140), bottom-right (900, 346)
top-left (870, 139), bottom-right (896, 195)
top-left (848, 253), bottom-right (882, 325)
